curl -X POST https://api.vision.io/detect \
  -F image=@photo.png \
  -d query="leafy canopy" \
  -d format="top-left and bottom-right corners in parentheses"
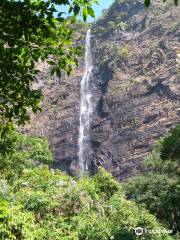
top-left (0, 128), bottom-right (53, 178)
top-left (0, 128), bottom-right (174, 239)
top-left (125, 124), bottom-right (180, 234)
top-left (0, 166), bottom-right (173, 240)
top-left (0, 0), bottom-right (97, 128)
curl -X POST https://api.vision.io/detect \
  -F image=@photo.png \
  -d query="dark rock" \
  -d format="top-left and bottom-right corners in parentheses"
top-left (22, 0), bottom-right (180, 181)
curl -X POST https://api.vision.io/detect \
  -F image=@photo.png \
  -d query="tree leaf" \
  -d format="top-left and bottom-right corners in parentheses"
top-left (144, 0), bottom-right (151, 7)
top-left (87, 6), bottom-right (95, 18)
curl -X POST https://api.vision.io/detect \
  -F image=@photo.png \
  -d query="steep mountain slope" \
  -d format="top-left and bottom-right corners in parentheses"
top-left (23, 0), bottom-right (180, 179)
top-left (90, 0), bottom-right (180, 179)
top-left (21, 25), bottom-right (87, 175)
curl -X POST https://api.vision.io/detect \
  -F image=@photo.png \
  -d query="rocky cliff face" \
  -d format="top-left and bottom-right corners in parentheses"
top-left (23, 0), bottom-right (180, 180)
top-left (22, 60), bottom-right (82, 175)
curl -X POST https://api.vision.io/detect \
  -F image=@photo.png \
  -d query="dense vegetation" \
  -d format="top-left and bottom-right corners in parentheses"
top-left (0, 0), bottom-right (96, 128)
top-left (125, 125), bottom-right (180, 237)
top-left (0, 129), bottom-right (174, 240)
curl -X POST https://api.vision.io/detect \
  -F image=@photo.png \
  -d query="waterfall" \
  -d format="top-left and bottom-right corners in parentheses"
top-left (78, 29), bottom-right (93, 175)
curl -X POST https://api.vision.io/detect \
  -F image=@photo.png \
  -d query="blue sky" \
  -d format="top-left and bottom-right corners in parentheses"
top-left (56, 0), bottom-right (114, 22)
top-left (90, 0), bottom-right (114, 20)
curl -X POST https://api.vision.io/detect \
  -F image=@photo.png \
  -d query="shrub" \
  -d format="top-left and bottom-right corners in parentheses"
top-left (0, 167), bottom-right (173, 240)
top-left (0, 129), bottom-right (52, 176)
top-left (0, 130), bottom-right (175, 239)
top-left (0, 198), bottom-right (41, 239)
top-left (117, 45), bottom-right (130, 60)
top-left (125, 125), bottom-right (180, 234)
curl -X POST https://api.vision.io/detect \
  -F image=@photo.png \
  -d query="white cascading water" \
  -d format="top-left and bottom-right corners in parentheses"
top-left (78, 29), bottom-right (93, 175)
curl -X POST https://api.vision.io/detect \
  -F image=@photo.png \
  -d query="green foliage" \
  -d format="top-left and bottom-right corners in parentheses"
top-left (160, 125), bottom-right (180, 160)
top-left (93, 167), bottom-right (121, 198)
top-left (93, 0), bottom-right (127, 37)
top-left (125, 125), bottom-right (180, 234)
top-left (95, 26), bottom-right (105, 35)
top-left (130, 117), bottom-right (140, 128)
top-left (0, 128), bottom-right (177, 240)
top-left (107, 21), bottom-right (116, 31)
top-left (117, 45), bottom-right (130, 60)
top-left (0, 129), bottom-right (52, 176)
top-left (116, 21), bottom-right (128, 30)
top-left (0, 0), bottom-right (97, 128)
top-left (0, 198), bottom-right (40, 239)
top-left (0, 167), bottom-right (172, 240)
top-left (0, 130), bottom-right (174, 239)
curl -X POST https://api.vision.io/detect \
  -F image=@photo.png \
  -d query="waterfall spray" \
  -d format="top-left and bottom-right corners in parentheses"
top-left (78, 29), bottom-right (93, 176)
